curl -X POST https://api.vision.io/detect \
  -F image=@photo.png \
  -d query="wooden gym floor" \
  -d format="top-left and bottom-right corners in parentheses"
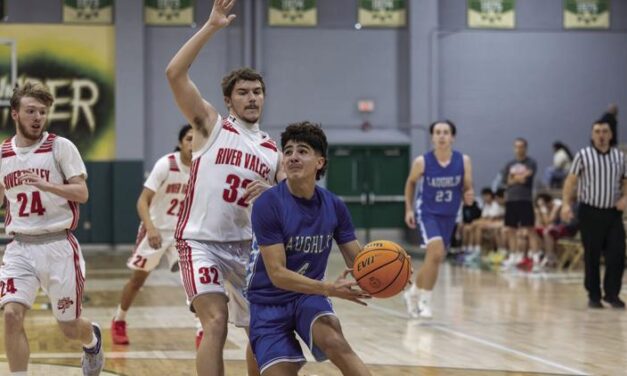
top-left (0, 245), bottom-right (625, 376)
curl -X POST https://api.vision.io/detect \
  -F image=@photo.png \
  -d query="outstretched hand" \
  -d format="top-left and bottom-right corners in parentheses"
top-left (208, 0), bottom-right (237, 29)
top-left (326, 268), bottom-right (371, 306)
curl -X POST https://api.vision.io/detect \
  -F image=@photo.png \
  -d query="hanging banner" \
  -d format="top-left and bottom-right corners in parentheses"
top-left (0, 25), bottom-right (116, 161)
top-left (145, 0), bottom-right (194, 26)
top-left (358, 0), bottom-right (406, 27)
top-left (63, 0), bottom-right (113, 24)
top-left (268, 0), bottom-right (317, 27)
top-left (564, 0), bottom-right (610, 29)
top-left (468, 0), bottom-right (516, 29)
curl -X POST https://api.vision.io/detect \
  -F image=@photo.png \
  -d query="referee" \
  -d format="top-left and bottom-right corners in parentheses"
top-left (562, 121), bottom-right (627, 309)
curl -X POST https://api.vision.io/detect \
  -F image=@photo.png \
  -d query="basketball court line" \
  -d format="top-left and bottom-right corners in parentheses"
top-left (367, 302), bottom-right (590, 376)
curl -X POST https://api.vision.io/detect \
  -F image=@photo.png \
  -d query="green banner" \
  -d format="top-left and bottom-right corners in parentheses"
top-left (145, 0), bottom-right (194, 26)
top-left (268, 0), bottom-right (317, 27)
top-left (564, 0), bottom-right (610, 29)
top-left (468, 0), bottom-right (516, 29)
top-left (63, 0), bottom-right (113, 24)
top-left (358, 0), bottom-right (406, 27)
top-left (0, 25), bottom-right (116, 161)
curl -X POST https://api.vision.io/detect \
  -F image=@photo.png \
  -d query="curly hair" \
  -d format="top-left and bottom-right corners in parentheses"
top-left (280, 121), bottom-right (328, 180)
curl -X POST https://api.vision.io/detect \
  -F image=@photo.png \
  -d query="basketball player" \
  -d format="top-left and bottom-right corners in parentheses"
top-left (247, 122), bottom-right (371, 376)
top-left (0, 82), bottom-right (104, 375)
top-left (165, 0), bottom-right (283, 374)
top-left (111, 125), bottom-right (192, 345)
top-left (403, 120), bottom-right (474, 319)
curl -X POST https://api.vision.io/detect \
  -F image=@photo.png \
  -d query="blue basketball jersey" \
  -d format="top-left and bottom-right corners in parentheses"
top-left (247, 181), bottom-right (356, 305)
top-left (417, 150), bottom-right (465, 217)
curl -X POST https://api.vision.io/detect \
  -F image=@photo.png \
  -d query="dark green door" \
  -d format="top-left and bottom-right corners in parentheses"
top-left (327, 145), bottom-right (409, 229)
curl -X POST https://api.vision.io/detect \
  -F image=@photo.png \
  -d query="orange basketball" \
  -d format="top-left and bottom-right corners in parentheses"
top-left (352, 240), bottom-right (412, 298)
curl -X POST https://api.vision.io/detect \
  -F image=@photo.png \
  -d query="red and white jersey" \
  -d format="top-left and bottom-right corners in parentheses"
top-left (0, 132), bottom-right (87, 235)
top-left (176, 115), bottom-right (280, 242)
top-left (144, 152), bottom-right (190, 231)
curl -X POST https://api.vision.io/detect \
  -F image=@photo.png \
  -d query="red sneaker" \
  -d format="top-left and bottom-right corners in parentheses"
top-left (516, 257), bottom-right (534, 272)
top-left (195, 330), bottom-right (204, 350)
top-left (111, 319), bottom-right (130, 345)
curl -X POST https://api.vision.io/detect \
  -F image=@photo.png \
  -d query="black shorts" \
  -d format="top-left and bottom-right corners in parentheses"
top-left (504, 201), bottom-right (535, 228)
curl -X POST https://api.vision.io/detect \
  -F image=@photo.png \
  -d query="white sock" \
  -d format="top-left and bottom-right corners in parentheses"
top-left (420, 290), bottom-right (432, 304)
top-left (83, 331), bottom-right (98, 349)
top-left (409, 283), bottom-right (419, 295)
top-left (11, 372), bottom-right (28, 376)
top-left (114, 305), bottom-right (127, 321)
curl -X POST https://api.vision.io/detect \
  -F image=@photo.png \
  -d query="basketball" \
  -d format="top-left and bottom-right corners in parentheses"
top-left (352, 240), bottom-right (412, 298)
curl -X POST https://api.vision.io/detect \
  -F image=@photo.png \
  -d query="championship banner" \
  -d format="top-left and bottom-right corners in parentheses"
top-left (145, 0), bottom-right (194, 26)
top-left (63, 0), bottom-right (113, 24)
top-left (468, 0), bottom-right (516, 29)
top-left (564, 0), bottom-right (610, 29)
top-left (0, 25), bottom-right (116, 161)
top-left (268, 0), bottom-right (317, 27)
top-left (358, 0), bottom-right (406, 28)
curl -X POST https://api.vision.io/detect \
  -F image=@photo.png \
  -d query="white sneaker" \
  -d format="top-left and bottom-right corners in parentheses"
top-left (82, 323), bottom-right (105, 376)
top-left (418, 299), bottom-right (432, 319)
top-left (403, 290), bottom-right (419, 318)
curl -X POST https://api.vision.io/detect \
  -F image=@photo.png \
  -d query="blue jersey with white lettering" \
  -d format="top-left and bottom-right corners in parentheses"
top-left (417, 150), bottom-right (465, 217)
top-left (246, 181), bottom-right (356, 304)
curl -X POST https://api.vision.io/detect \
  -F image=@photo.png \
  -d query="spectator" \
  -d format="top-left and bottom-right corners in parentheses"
top-left (543, 141), bottom-right (573, 189)
top-left (500, 138), bottom-right (541, 271)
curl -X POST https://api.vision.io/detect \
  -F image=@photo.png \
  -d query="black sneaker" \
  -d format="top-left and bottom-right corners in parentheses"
top-left (603, 296), bottom-right (626, 309)
top-left (588, 299), bottom-right (604, 309)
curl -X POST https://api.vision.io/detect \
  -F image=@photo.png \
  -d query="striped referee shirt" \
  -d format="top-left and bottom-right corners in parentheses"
top-left (570, 146), bottom-right (627, 208)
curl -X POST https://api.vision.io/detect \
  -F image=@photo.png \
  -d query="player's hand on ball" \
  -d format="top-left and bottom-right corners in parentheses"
top-left (325, 269), bottom-right (371, 306)
top-left (242, 180), bottom-right (271, 204)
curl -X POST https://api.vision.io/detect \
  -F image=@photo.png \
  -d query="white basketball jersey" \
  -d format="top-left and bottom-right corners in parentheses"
top-left (0, 133), bottom-right (87, 235)
top-left (176, 115), bottom-right (280, 242)
top-left (144, 152), bottom-right (190, 231)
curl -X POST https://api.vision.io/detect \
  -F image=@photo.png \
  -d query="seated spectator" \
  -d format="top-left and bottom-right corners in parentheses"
top-left (456, 198), bottom-right (482, 263)
top-left (535, 193), bottom-right (578, 271)
top-left (464, 188), bottom-right (504, 264)
top-left (543, 141), bottom-right (573, 189)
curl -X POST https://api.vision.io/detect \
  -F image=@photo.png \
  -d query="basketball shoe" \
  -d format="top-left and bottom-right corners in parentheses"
top-left (403, 290), bottom-right (420, 319)
top-left (111, 319), bottom-right (129, 345)
top-left (82, 323), bottom-right (105, 376)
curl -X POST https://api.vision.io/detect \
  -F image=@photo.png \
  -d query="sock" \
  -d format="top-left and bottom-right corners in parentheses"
top-left (83, 331), bottom-right (98, 350)
top-left (114, 305), bottom-right (127, 321)
top-left (409, 283), bottom-right (419, 295)
top-left (11, 372), bottom-right (28, 376)
top-left (420, 290), bottom-right (432, 304)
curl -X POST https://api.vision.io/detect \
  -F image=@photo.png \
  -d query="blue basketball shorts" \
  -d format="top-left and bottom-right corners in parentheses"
top-left (416, 212), bottom-right (457, 249)
top-left (249, 294), bottom-right (335, 374)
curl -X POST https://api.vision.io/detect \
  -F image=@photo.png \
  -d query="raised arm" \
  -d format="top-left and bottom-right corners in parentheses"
top-left (404, 156), bottom-right (424, 229)
top-left (165, 0), bottom-right (237, 150)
